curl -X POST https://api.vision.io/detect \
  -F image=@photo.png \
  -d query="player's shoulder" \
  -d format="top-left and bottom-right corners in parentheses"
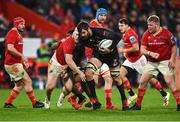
top-left (62, 36), bottom-right (74, 46)
top-left (126, 28), bottom-right (137, 37)
top-left (89, 19), bottom-right (100, 27)
top-left (7, 28), bottom-right (18, 35)
top-left (142, 29), bottom-right (150, 37)
top-left (161, 27), bottom-right (172, 35)
top-left (92, 27), bottom-right (107, 33)
top-left (6, 28), bottom-right (18, 39)
top-left (64, 36), bottom-right (73, 42)
top-left (89, 19), bottom-right (96, 24)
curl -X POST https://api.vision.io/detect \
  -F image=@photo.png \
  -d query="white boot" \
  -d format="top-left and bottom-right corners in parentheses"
top-left (44, 98), bottom-right (51, 109)
top-left (57, 93), bottom-right (65, 108)
top-left (163, 92), bottom-right (170, 106)
top-left (128, 94), bottom-right (137, 105)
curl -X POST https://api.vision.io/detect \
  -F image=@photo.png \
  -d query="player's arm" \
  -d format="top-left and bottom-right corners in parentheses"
top-left (7, 44), bottom-right (23, 58)
top-left (110, 31), bottom-right (122, 50)
top-left (169, 35), bottom-right (177, 68)
top-left (99, 30), bottom-right (121, 54)
top-left (141, 45), bottom-right (150, 56)
top-left (7, 44), bottom-right (29, 68)
top-left (141, 32), bottom-right (159, 59)
top-left (170, 44), bottom-right (176, 60)
top-left (100, 28), bottom-right (121, 50)
top-left (118, 43), bottom-right (139, 53)
top-left (141, 45), bottom-right (159, 59)
top-left (65, 54), bottom-right (86, 82)
top-left (168, 45), bottom-right (176, 68)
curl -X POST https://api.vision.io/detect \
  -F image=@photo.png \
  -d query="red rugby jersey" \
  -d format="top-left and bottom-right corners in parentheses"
top-left (5, 28), bottom-right (23, 65)
top-left (141, 28), bottom-right (175, 62)
top-left (122, 28), bottom-right (141, 62)
top-left (56, 36), bottom-right (76, 65)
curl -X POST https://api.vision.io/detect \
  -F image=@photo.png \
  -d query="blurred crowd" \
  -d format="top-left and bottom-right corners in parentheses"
top-left (0, 0), bottom-right (180, 89)
top-left (0, 0), bottom-right (179, 38)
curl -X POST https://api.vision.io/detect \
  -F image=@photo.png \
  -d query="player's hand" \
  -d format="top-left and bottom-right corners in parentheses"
top-left (149, 52), bottom-right (159, 59)
top-left (99, 47), bottom-right (111, 54)
top-left (22, 56), bottom-right (29, 69)
top-left (168, 58), bottom-right (175, 69)
top-left (78, 71), bottom-right (86, 82)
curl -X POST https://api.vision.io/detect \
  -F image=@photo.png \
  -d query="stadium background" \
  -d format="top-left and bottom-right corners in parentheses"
top-left (0, 0), bottom-right (179, 90)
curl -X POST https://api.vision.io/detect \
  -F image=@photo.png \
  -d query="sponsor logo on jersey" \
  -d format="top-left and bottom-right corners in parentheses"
top-left (129, 36), bottom-right (136, 43)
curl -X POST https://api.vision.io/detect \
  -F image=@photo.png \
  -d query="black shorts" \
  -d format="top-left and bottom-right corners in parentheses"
top-left (93, 48), bottom-right (120, 68)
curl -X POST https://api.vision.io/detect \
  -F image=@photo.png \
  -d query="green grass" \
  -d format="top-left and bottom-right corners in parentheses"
top-left (0, 88), bottom-right (180, 121)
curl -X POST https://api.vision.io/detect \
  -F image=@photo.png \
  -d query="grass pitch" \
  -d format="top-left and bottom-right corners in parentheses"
top-left (0, 88), bottom-right (180, 121)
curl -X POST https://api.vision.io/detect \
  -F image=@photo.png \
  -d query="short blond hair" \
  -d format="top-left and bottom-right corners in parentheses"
top-left (147, 15), bottom-right (160, 24)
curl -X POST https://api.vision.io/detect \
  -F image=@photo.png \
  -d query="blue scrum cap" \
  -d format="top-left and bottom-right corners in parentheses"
top-left (96, 8), bottom-right (108, 19)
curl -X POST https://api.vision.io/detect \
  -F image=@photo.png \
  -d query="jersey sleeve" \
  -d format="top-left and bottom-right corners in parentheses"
top-left (167, 30), bottom-right (176, 47)
top-left (129, 35), bottom-right (138, 44)
top-left (6, 30), bottom-right (17, 45)
top-left (63, 41), bottom-right (73, 55)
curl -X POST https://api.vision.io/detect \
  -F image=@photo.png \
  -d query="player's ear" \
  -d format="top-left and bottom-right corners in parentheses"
top-left (72, 28), bottom-right (79, 40)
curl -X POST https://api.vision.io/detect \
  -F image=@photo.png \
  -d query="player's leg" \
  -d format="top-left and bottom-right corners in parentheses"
top-left (44, 73), bottom-right (58, 109)
top-left (130, 73), bottom-right (152, 110)
top-left (111, 66), bottom-right (129, 110)
top-left (163, 75), bottom-right (180, 110)
top-left (131, 62), bottom-right (155, 110)
top-left (100, 63), bottom-right (118, 110)
top-left (67, 82), bottom-right (81, 106)
top-left (120, 65), bottom-right (137, 105)
top-left (4, 81), bottom-right (23, 108)
top-left (84, 71), bottom-right (100, 108)
top-left (84, 58), bottom-right (102, 109)
top-left (150, 77), bottom-right (170, 106)
top-left (4, 64), bottom-right (26, 108)
top-left (67, 82), bottom-right (82, 107)
top-left (57, 76), bottom-right (73, 108)
top-left (44, 61), bottom-right (61, 109)
top-left (137, 55), bottom-right (169, 106)
top-left (67, 74), bottom-right (86, 109)
top-left (22, 70), bottom-right (44, 108)
top-left (158, 61), bottom-right (180, 111)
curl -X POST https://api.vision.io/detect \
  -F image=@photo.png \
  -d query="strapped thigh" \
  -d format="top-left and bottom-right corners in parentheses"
top-left (99, 63), bottom-right (111, 78)
top-left (86, 61), bottom-right (98, 73)
top-left (110, 65), bottom-right (120, 78)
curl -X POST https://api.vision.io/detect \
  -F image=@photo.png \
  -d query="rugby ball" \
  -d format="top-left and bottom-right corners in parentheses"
top-left (98, 39), bottom-right (113, 49)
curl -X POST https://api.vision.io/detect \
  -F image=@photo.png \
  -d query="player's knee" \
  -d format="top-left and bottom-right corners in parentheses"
top-left (165, 80), bottom-right (171, 86)
top-left (23, 79), bottom-right (32, 88)
top-left (46, 82), bottom-right (56, 90)
top-left (104, 75), bottom-right (112, 84)
top-left (120, 71), bottom-right (126, 80)
top-left (114, 76), bottom-right (123, 85)
top-left (64, 83), bottom-right (73, 92)
top-left (139, 80), bottom-right (148, 88)
top-left (14, 85), bottom-right (23, 91)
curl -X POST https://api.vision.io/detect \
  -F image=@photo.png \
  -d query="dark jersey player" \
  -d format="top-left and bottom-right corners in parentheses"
top-left (77, 21), bottom-right (129, 110)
